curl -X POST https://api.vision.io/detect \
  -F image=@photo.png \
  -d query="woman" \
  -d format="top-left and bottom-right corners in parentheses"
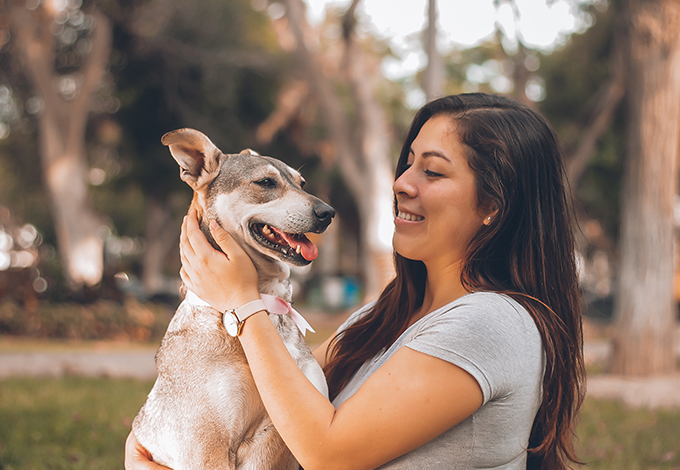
top-left (126, 93), bottom-right (585, 469)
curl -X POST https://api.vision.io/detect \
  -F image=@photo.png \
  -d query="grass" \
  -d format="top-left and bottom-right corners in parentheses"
top-left (576, 398), bottom-right (680, 469)
top-left (0, 376), bottom-right (154, 470)
top-left (1, 376), bottom-right (679, 469)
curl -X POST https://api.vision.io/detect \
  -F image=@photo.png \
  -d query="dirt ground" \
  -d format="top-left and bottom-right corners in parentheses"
top-left (582, 320), bottom-right (680, 409)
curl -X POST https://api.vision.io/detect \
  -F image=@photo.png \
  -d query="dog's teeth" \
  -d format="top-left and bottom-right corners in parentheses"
top-left (296, 245), bottom-right (301, 254)
top-left (262, 225), bottom-right (271, 234)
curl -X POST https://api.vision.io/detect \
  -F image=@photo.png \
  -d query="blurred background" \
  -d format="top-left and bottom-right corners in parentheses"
top-left (0, 0), bottom-right (679, 467)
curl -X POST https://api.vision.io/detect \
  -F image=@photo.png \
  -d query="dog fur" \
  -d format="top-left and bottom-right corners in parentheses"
top-left (132, 128), bottom-right (333, 469)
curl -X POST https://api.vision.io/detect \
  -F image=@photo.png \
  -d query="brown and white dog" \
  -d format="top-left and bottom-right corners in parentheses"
top-left (132, 128), bottom-right (333, 469)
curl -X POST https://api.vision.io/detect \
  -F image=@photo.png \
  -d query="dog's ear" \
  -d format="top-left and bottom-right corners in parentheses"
top-left (162, 128), bottom-right (224, 190)
top-left (240, 148), bottom-right (260, 156)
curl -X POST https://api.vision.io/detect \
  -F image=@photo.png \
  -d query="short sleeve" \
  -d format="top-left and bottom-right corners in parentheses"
top-left (405, 293), bottom-right (543, 405)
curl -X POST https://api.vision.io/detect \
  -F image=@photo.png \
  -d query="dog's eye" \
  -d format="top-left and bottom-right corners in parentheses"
top-left (300, 178), bottom-right (306, 189)
top-left (255, 178), bottom-right (276, 188)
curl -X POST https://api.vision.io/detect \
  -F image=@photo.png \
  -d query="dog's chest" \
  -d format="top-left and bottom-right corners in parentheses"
top-left (155, 303), bottom-right (244, 373)
top-left (133, 297), bottom-right (326, 469)
top-left (139, 303), bottom-right (259, 422)
top-left (133, 303), bottom-right (270, 468)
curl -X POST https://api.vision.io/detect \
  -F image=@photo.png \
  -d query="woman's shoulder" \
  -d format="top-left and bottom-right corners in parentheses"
top-left (409, 291), bottom-right (543, 401)
top-left (456, 290), bottom-right (524, 307)
top-left (414, 291), bottom-right (541, 356)
top-left (437, 291), bottom-right (532, 323)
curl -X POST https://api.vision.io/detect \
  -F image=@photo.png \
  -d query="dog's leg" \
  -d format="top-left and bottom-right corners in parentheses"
top-left (274, 314), bottom-right (329, 397)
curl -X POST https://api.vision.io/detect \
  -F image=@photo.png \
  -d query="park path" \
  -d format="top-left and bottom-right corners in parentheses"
top-left (0, 347), bottom-right (157, 380)
top-left (1, 317), bottom-right (679, 409)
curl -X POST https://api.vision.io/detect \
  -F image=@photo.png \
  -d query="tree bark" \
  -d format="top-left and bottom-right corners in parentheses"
top-left (610, 0), bottom-right (680, 375)
top-left (422, 0), bottom-right (444, 101)
top-left (9, 1), bottom-right (111, 289)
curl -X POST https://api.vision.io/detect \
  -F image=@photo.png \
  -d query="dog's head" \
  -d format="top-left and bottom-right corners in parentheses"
top-left (162, 128), bottom-right (334, 272)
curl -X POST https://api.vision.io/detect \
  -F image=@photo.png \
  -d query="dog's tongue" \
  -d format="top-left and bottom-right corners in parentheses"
top-left (276, 229), bottom-right (319, 261)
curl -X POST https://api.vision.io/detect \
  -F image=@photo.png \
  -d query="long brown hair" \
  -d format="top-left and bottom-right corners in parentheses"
top-left (324, 93), bottom-right (585, 469)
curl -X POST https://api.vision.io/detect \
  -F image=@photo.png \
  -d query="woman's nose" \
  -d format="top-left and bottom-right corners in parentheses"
top-left (393, 168), bottom-right (417, 197)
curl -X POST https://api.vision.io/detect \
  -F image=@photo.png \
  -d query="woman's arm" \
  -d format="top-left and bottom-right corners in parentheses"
top-left (181, 212), bottom-right (483, 470)
top-left (239, 314), bottom-right (482, 470)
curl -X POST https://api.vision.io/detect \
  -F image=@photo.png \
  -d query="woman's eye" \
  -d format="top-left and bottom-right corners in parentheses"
top-left (424, 169), bottom-right (443, 177)
top-left (255, 178), bottom-right (276, 188)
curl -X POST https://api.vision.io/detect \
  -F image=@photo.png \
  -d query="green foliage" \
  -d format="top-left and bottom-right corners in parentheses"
top-left (574, 130), bottom-right (624, 237)
top-left (539, 5), bottom-right (618, 135)
top-left (0, 376), bottom-right (154, 470)
top-left (538, 3), bottom-right (624, 238)
top-left (443, 43), bottom-right (506, 96)
top-left (0, 132), bottom-right (54, 247)
top-left (0, 299), bottom-right (172, 342)
top-left (91, 184), bottom-right (152, 240)
top-left (576, 398), bottom-right (680, 469)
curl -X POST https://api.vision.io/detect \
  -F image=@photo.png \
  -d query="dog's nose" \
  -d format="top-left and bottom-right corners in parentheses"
top-left (314, 202), bottom-right (335, 223)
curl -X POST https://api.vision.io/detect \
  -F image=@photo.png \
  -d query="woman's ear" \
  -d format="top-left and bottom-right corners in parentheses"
top-left (483, 208), bottom-right (499, 226)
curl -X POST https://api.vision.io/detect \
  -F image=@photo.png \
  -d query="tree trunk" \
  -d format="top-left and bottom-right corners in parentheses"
top-left (610, 0), bottom-right (680, 375)
top-left (422, 0), bottom-right (444, 101)
top-left (142, 196), bottom-right (182, 296)
top-left (41, 131), bottom-right (104, 288)
top-left (10, 2), bottom-right (112, 288)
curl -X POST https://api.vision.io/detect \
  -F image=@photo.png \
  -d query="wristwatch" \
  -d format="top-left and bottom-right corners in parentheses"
top-left (223, 299), bottom-right (268, 337)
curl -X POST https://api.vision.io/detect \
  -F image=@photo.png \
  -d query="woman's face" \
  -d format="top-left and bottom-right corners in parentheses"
top-left (393, 114), bottom-right (490, 267)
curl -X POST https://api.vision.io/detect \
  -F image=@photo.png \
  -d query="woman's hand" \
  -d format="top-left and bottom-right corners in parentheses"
top-left (179, 209), bottom-right (260, 311)
top-left (124, 431), bottom-right (171, 470)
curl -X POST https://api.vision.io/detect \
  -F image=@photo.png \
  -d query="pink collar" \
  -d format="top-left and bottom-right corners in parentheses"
top-left (260, 294), bottom-right (315, 336)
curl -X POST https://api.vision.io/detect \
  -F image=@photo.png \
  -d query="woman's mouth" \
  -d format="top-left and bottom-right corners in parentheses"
top-left (397, 211), bottom-right (424, 222)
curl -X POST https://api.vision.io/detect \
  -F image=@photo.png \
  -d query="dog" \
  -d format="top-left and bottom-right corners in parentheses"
top-left (132, 128), bottom-right (334, 469)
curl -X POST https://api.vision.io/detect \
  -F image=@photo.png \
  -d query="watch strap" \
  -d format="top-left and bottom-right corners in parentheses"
top-left (234, 299), bottom-right (268, 322)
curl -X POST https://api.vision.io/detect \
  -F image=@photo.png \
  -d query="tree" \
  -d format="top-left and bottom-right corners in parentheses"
top-left (422, 0), bottom-right (444, 101)
top-left (262, 0), bottom-right (396, 300)
top-left (609, 0), bottom-right (680, 375)
top-left (7, 0), bottom-right (112, 289)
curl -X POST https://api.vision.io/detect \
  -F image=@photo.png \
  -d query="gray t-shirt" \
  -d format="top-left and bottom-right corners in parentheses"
top-left (332, 292), bottom-right (544, 469)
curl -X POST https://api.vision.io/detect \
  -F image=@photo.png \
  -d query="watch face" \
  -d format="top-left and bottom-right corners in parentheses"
top-left (223, 311), bottom-right (240, 337)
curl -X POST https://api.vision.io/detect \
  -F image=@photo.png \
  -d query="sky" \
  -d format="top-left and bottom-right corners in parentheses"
top-left (303, 0), bottom-right (601, 79)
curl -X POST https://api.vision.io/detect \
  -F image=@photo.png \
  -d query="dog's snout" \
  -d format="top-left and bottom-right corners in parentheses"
top-left (314, 202), bottom-right (335, 223)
